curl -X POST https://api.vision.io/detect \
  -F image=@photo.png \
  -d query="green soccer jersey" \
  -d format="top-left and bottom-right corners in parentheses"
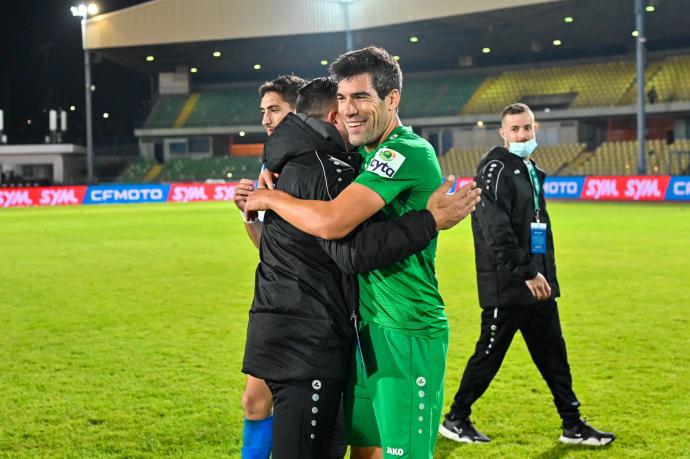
top-left (355, 125), bottom-right (447, 337)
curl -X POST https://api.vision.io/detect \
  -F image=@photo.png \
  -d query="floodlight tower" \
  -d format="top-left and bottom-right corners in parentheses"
top-left (635, 0), bottom-right (647, 175)
top-left (71, 3), bottom-right (99, 184)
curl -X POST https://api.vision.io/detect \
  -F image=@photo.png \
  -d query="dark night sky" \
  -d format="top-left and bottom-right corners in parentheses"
top-left (1, 0), bottom-right (150, 145)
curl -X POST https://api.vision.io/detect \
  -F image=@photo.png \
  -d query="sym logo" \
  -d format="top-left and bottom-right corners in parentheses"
top-left (623, 178), bottom-right (662, 200)
top-left (385, 447), bottom-right (404, 456)
top-left (0, 189), bottom-right (33, 207)
top-left (212, 185), bottom-right (236, 201)
top-left (39, 188), bottom-right (79, 206)
top-left (172, 185), bottom-right (209, 202)
top-left (584, 178), bottom-right (619, 199)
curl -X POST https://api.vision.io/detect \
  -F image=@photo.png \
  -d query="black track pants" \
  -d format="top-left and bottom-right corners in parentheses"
top-left (267, 378), bottom-right (346, 459)
top-left (448, 299), bottom-right (581, 425)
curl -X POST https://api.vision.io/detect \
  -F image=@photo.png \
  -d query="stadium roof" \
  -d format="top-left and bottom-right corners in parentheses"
top-left (89, 0), bottom-right (690, 82)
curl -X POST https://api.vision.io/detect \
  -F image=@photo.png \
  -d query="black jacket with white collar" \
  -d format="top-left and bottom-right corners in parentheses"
top-left (471, 145), bottom-right (560, 308)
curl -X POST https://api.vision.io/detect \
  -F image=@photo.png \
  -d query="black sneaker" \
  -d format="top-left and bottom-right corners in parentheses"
top-left (438, 416), bottom-right (490, 443)
top-left (560, 419), bottom-right (616, 446)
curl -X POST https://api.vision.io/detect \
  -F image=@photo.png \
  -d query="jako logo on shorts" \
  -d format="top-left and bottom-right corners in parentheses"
top-left (386, 446), bottom-right (404, 456)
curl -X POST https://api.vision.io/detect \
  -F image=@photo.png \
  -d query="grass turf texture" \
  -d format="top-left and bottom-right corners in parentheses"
top-left (0, 201), bottom-right (688, 458)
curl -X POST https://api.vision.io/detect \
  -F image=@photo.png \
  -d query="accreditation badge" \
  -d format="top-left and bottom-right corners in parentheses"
top-left (530, 222), bottom-right (547, 254)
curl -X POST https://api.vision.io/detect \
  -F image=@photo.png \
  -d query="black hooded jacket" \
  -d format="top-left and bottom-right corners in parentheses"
top-left (242, 113), bottom-right (439, 381)
top-left (472, 146), bottom-right (560, 308)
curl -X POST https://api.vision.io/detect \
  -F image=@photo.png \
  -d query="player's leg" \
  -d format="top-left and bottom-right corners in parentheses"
top-left (267, 378), bottom-right (344, 459)
top-left (345, 335), bottom-right (383, 459)
top-left (520, 300), bottom-right (580, 424)
top-left (360, 322), bottom-right (448, 459)
top-left (241, 375), bottom-right (273, 459)
top-left (446, 307), bottom-right (519, 420)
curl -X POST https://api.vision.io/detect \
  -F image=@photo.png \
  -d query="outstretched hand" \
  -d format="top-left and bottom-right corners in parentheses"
top-left (426, 176), bottom-right (482, 231)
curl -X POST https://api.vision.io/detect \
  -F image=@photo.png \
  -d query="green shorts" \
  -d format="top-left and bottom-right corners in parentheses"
top-left (344, 321), bottom-right (448, 459)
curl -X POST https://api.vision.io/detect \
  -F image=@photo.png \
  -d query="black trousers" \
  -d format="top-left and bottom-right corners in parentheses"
top-left (266, 378), bottom-right (346, 459)
top-left (448, 299), bottom-right (581, 425)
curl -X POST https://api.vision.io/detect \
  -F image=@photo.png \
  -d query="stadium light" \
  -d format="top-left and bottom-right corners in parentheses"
top-left (70, 105), bottom-right (76, 111)
top-left (553, 39), bottom-right (562, 46)
top-left (320, 60), bottom-right (329, 66)
top-left (70, 2), bottom-right (99, 183)
top-left (27, 119), bottom-right (32, 125)
top-left (645, 5), bottom-right (655, 12)
top-left (482, 47), bottom-right (491, 54)
top-left (564, 16), bottom-right (574, 23)
top-left (476, 120), bottom-right (484, 127)
top-left (409, 36), bottom-right (419, 43)
top-left (213, 51), bottom-right (222, 58)
top-left (102, 112), bottom-right (109, 119)
top-left (190, 67), bottom-right (198, 73)
top-left (239, 131), bottom-right (246, 137)
top-left (146, 55), bottom-right (155, 62)
top-left (632, 30), bottom-right (639, 37)
top-left (393, 55), bottom-right (400, 61)
top-left (253, 64), bottom-right (262, 70)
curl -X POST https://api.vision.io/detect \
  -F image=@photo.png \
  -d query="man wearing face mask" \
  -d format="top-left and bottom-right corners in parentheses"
top-left (439, 103), bottom-right (615, 447)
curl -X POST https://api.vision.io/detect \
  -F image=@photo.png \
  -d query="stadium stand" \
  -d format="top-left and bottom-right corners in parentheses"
top-left (184, 86), bottom-right (259, 127)
top-left (143, 95), bottom-right (189, 129)
top-left (570, 139), bottom-right (690, 175)
top-left (400, 73), bottom-right (485, 118)
top-left (439, 143), bottom-right (586, 178)
top-left (156, 156), bottom-right (263, 182)
top-left (116, 158), bottom-right (156, 182)
top-left (461, 54), bottom-right (690, 115)
top-left (644, 55), bottom-right (690, 103)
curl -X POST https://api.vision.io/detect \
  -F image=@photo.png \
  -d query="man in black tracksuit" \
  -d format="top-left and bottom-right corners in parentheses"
top-left (242, 78), bottom-right (473, 458)
top-left (440, 103), bottom-right (615, 446)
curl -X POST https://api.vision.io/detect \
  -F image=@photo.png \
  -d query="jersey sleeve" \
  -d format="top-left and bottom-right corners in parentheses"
top-left (354, 145), bottom-right (422, 204)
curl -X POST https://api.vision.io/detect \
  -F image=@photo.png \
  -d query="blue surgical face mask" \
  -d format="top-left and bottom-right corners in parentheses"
top-left (507, 137), bottom-right (538, 157)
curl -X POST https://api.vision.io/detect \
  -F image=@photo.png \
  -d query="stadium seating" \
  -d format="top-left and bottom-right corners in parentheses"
top-left (644, 55), bottom-right (690, 104)
top-left (439, 143), bottom-right (585, 178)
top-left (400, 73), bottom-right (485, 118)
top-left (156, 156), bottom-right (263, 182)
top-left (116, 158), bottom-right (156, 182)
top-left (570, 139), bottom-right (690, 175)
top-left (143, 95), bottom-right (189, 129)
top-left (462, 54), bottom-right (690, 114)
top-left (183, 85), bottom-right (260, 127)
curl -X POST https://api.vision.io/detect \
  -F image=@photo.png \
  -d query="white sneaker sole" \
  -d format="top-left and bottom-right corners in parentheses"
top-left (438, 424), bottom-right (488, 444)
top-left (559, 435), bottom-right (614, 446)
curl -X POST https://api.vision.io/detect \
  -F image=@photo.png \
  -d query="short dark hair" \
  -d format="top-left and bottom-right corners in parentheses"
top-left (330, 46), bottom-right (402, 99)
top-left (295, 77), bottom-right (338, 119)
top-left (258, 75), bottom-right (306, 108)
top-left (501, 103), bottom-right (534, 121)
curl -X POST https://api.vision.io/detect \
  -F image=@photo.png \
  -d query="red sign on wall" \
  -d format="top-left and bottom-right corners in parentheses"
top-left (582, 176), bottom-right (671, 201)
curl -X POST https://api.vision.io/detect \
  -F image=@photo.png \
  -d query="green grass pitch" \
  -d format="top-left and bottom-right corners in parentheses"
top-left (1, 201), bottom-right (688, 458)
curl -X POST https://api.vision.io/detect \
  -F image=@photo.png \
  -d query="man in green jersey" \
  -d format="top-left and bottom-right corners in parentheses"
top-left (245, 46), bottom-right (480, 459)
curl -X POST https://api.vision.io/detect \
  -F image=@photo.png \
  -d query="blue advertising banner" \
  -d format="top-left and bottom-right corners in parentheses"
top-left (665, 176), bottom-right (690, 201)
top-left (83, 184), bottom-right (171, 205)
top-left (543, 176), bottom-right (586, 199)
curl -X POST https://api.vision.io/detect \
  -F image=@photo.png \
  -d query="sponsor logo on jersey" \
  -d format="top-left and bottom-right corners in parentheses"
top-left (367, 148), bottom-right (406, 179)
top-left (386, 447), bottom-right (404, 456)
